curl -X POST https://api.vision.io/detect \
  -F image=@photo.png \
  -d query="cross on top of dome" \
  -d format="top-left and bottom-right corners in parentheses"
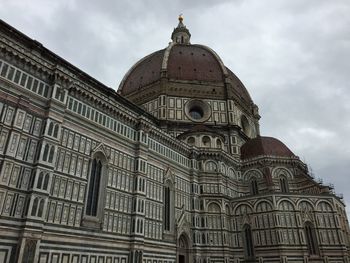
top-left (171, 15), bottom-right (191, 44)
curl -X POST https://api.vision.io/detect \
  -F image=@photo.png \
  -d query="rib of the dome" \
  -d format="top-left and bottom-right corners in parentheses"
top-left (120, 49), bottom-right (165, 95)
top-left (167, 45), bottom-right (224, 82)
top-left (241, 136), bottom-right (295, 159)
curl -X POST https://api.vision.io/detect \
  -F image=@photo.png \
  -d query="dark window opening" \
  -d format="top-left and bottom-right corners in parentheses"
top-left (86, 159), bottom-right (102, 216)
top-left (22, 240), bottom-right (36, 263)
top-left (280, 177), bottom-right (289, 193)
top-left (37, 172), bottom-right (44, 189)
top-left (243, 224), bottom-right (255, 259)
top-left (43, 174), bottom-right (50, 190)
top-left (189, 106), bottom-right (203, 120)
top-left (305, 222), bottom-right (319, 255)
top-left (250, 179), bottom-right (259, 195)
top-left (164, 186), bottom-right (170, 231)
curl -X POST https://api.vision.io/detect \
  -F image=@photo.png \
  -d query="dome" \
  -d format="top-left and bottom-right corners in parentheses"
top-left (241, 136), bottom-right (295, 159)
top-left (118, 18), bottom-right (253, 109)
top-left (119, 44), bottom-right (226, 95)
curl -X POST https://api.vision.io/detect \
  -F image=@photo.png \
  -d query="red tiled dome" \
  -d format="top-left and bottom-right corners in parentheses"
top-left (120, 49), bottom-right (165, 95)
top-left (241, 136), bottom-right (295, 159)
top-left (118, 44), bottom-right (252, 107)
top-left (119, 44), bottom-right (226, 94)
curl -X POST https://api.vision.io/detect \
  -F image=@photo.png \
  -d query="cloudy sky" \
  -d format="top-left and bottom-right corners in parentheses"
top-left (1, 0), bottom-right (349, 214)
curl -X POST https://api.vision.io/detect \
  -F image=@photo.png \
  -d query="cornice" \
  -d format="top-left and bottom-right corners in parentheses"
top-left (241, 155), bottom-right (303, 168)
top-left (196, 149), bottom-right (240, 169)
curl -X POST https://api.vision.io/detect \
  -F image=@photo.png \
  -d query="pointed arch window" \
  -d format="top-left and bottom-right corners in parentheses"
top-left (304, 222), bottom-right (319, 255)
top-left (163, 175), bottom-right (175, 233)
top-left (31, 198), bottom-right (39, 216)
top-left (37, 199), bottom-right (45, 217)
top-left (30, 197), bottom-right (45, 217)
top-left (22, 239), bottom-right (36, 263)
top-left (53, 124), bottom-right (59, 137)
top-left (250, 178), bottom-right (259, 195)
top-left (280, 176), bottom-right (289, 193)
top-left (164, 185), bottom-right (170, 231)
top-left (86, 158), bottom-right (102, 216)
top-left (216, 138), bottom-right (222, 149)
top-left (43, 144), bottom-right (49, 161)
top-left (43, 174), bottom-right (50, 190)
top-left (243, 224), bottom-right (255, 259)
top-left (48, 122), bottom-right (54, 136)
top-left (48, 146), bottom-right (55, 163)
top-left (37, 172), bottom-right (44, 189)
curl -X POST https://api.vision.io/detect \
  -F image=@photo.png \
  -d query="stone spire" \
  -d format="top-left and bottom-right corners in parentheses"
top-left (171, 14), bottom-right (191, 44)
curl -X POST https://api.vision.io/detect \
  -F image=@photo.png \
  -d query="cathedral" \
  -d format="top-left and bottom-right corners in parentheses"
top-left (0, 16), bottom-right (349, 263)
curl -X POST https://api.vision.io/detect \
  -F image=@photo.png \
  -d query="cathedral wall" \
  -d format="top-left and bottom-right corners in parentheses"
top-left (0, 49), bottom-right (192, 262)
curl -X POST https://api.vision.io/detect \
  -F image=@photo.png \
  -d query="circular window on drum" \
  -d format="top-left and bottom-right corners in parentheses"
top-left (185, 99), bottom-right (211, 122)
top-left (189, 106), bottom-right (203, 120)
top-left (187, 137), bottom-right (195, 146)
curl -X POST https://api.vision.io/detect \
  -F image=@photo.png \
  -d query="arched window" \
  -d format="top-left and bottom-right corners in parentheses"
top-left (31, 198), bottom-right (39, 216)
top-left (243, 224), bottom-right (255, 259)
top-left (250, 178), bottom-right (259, 195)
top-left (43, 174), bottom-right (50, 190)
top-left (304, 222), bottom-right (319, 255)
top-left (137, 219), bottom-right (140, 233)
top-left (48, 122), bottom-right (54, 136)
top-left (53, 124), bottom-right (59, 137)
top-left (164, 185), bottom-right (170, 231)
top-left (37, 199), bottom-right (45, 217)
top-left (216, 139), bottom-right (222, 149)
top-left (86, 158), bottom-right (102, 216)
top-left (30, 173), bottom-right (36, 189)
top-left (132, 219), bottom-right (135, 233)
top-left (280, 176), bottom-right (289, 193)
top-left (205, 161), bottom-right (217, 172)
top-left (22, 239), bottom-right (36, 263)
top-left (138, 252), bottom-right (142, 263)
top-left (187, 137), bottom-right (195, 146)
top-left (43, 144), bottom-right (49, 161)
top-left (48, 146), bottom-right (55, 163)
top-left (37, 172), bottom-right (44, 189)
top-left (202, 136), bottom-right (211, 147)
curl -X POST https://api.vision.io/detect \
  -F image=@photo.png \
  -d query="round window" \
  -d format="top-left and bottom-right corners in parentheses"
top-left (189, 106), bottom-right (204, 120)
top-left (187, 137), bottom-right (195, 145)
top-left (185, 99), bottom-right (211, 122)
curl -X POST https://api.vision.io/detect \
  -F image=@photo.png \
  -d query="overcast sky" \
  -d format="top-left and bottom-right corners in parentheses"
top-left (1, 0), bottom-right (349, 215)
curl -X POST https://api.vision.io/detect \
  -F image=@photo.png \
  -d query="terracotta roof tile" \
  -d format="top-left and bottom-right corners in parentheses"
top-left (167, 45), bottom-right (223, 82)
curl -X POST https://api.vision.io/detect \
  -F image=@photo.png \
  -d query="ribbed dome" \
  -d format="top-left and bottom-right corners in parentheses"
top-left (241, 136), bottom-right (295, 159)
top-left (118, 43), bottom-right (252, 103)
top-left (119, 44), bottom-right (228, 94)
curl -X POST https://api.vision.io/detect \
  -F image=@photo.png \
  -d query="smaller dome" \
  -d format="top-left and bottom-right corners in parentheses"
top-left (241, 136), bottom-right (295, 159)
